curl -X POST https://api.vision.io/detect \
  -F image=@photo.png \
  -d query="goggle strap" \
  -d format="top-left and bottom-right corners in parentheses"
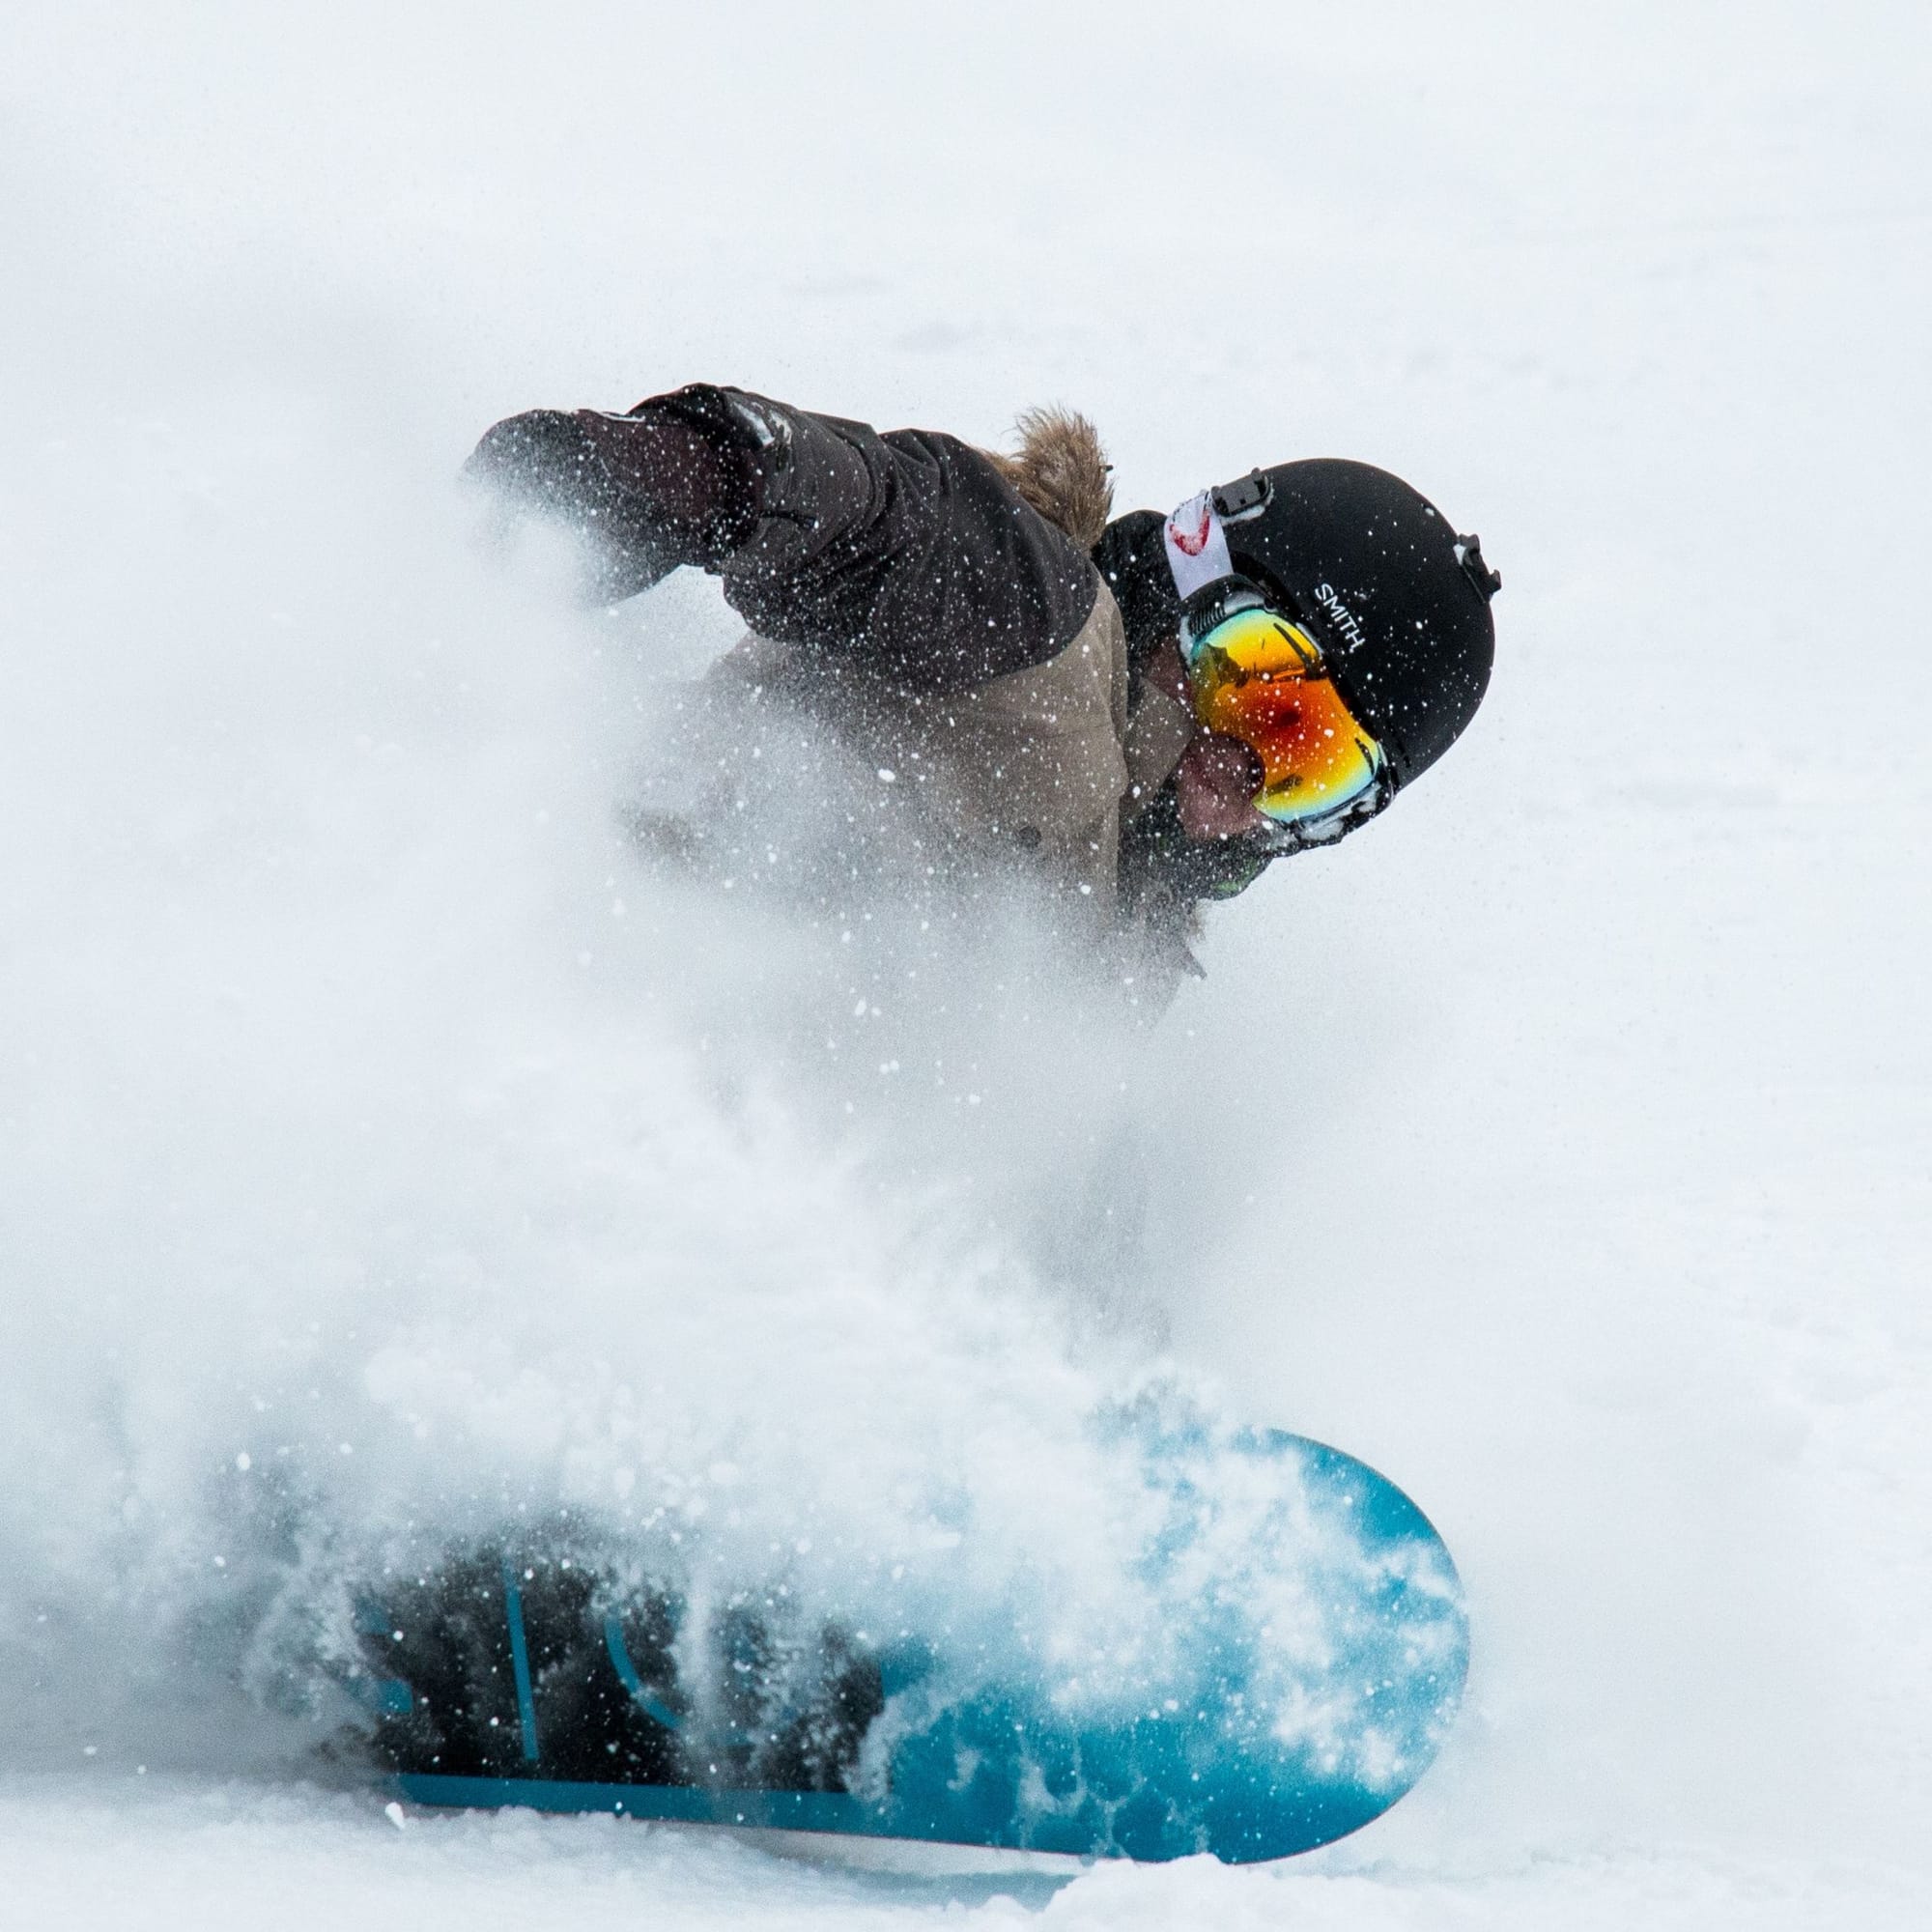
top-left (1161, 490), bottom-right (1236, 599)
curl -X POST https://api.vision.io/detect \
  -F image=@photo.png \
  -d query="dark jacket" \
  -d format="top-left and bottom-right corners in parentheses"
top-left (469, 385), bottom-right (1272, 925)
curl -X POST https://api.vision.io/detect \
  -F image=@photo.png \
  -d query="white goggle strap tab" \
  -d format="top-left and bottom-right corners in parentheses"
top-left (1162, 490), bottom-right (1236, 601)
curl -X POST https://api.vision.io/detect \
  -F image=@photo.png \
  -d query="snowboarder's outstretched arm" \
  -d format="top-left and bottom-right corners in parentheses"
top-left (468, 385), bottom-right (1098, 696)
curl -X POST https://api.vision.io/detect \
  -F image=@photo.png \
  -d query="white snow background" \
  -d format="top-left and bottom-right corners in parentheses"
top-left (3, 2), bottom-right (1929, 1925)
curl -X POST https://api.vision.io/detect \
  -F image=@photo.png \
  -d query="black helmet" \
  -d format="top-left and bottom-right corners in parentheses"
top-left (1205, 460), bottom-right (1498, 792)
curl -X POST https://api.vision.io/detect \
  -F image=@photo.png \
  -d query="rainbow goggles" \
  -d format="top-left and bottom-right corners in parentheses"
top-left (1178, 582), bottom-right (1393, 846)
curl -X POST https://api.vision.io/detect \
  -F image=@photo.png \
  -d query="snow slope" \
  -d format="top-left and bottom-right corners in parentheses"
top-left (3, 3), bottom-right (1929, 1925)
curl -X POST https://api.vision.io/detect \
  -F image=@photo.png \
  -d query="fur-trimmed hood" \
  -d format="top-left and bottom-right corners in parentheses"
top-left (984, 407), bottom-right (1114, 550)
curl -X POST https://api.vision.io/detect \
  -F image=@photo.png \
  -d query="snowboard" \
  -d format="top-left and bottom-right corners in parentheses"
top-left (353, 1420), bottom-right (1467, 1863)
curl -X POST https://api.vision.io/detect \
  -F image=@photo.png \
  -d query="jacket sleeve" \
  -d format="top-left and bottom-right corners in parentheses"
top-left (714, 393), bottom-right (1097, 696)
top-left (468, 384), bottom-right (1098, 697)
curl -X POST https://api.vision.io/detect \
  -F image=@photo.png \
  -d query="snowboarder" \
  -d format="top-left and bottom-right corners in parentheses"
top-left (467, 384), bottom-right (1498, 980)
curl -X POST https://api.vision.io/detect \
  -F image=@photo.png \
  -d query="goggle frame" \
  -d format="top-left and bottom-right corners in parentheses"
top-left (1177, 580), bottom-right (1393, 846)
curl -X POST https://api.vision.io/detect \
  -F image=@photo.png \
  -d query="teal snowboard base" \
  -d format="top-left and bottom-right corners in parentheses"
top-left (356, 1421), bottom-right (1468, 1863)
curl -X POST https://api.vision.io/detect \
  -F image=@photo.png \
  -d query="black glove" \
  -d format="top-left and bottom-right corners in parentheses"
top-left (465, 389), bottom-right (764, 603)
